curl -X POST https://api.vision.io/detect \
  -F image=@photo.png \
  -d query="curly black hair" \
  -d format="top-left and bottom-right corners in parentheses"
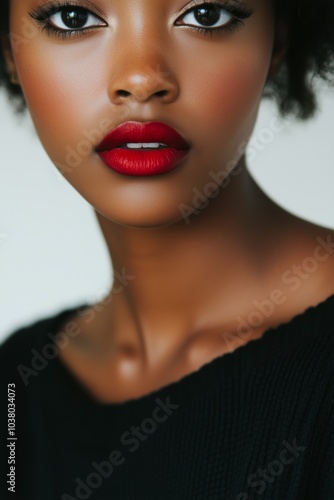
top-left (0, 0), bottom-right (334, 120)
top-left (264, 0), bottom-right (334, 120)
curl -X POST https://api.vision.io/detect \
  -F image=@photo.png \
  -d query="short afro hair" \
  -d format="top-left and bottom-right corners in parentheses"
top-left (1, 0), bottom-right (334, 120)
top-left (264, 0), bottom-right (334, 119)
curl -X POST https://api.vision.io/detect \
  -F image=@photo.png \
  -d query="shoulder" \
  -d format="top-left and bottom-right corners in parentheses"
top-left (299, 293), bottom-right (334, 408)
top-left (1, 313), bottom-right (54, 356)
top-left (0, 306), bottom-right (78, 381)
top-left (284, 224), bottom-right (334, 308)
top-left (0, 315), bottom-right (51, 385)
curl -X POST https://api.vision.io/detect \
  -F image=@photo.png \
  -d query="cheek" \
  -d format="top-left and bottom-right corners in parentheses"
top-left (191, 44), bottom-right (273, 141)
top-left (217, 55), bottom-right (268, 112)
top-left (180, 8), bottom-right (275, 147)
top-left (7, 0), bottom-right (276, 229)
top-left (206, 53), bottom-right (269, 154)
top-left (12, 36), bottom-right (108, 156)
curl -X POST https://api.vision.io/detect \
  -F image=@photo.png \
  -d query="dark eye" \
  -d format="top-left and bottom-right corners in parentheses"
top-left (47, 6), bottom-right (105, 30)
top-left (178, 3), bottom-right (234, 29)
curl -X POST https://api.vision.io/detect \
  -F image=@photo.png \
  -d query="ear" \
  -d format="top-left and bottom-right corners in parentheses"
top-left (1, 31), bottom-right (20, 85)
top-left (267, 13), bottom-right (290, 80)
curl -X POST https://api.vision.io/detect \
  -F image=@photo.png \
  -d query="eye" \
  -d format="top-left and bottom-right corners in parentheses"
top-left (29, 2), bottom-right (107, 37)
top-left (177, 3), bottom-right (235, 30)
top-left (47, 6), bottom-right (105, 31)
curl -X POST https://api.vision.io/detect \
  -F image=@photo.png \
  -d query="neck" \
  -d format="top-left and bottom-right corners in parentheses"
top-left (89, 157), bottom-right (293, 363)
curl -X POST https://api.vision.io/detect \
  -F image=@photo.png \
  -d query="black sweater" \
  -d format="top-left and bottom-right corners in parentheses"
top-left (1, 295), bottom-right (334, 500)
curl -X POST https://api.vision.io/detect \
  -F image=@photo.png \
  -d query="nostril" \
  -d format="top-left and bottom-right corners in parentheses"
top-left (156, 90), bottom-right (168, 97)
top-left (111, 86), bottom-right (175, 104)
top-left (116, 89), bottom-right (167, 98)
top-left (116, 90), bottom-right (131, 97)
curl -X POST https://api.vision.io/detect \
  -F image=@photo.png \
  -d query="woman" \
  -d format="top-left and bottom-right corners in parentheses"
top-left (1, 0), bottom-right (334, 498)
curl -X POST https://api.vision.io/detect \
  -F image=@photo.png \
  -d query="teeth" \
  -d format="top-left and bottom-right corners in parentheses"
top-left (125, 143), bottom-right (167, 149)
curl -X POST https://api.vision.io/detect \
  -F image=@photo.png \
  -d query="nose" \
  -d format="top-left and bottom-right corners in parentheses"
top-left (107, 44), bottom-right (179, 105)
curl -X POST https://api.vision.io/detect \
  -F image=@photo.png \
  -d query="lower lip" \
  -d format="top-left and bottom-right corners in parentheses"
top-left (97, 147), bottom-right (190, 176)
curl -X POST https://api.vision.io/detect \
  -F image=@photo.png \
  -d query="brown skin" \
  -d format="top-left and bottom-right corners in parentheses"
top-left (3, 0), bottom-right (334, 403)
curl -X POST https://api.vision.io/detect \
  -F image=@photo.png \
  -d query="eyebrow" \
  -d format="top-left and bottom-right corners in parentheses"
top-left (191, 0), bottom-right (247, 4)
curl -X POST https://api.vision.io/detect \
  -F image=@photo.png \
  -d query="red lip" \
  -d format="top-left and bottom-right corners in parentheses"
top-left (96, 121), bottom-right (191, 176)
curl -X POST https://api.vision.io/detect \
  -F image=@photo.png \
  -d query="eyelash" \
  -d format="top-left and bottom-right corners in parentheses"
top-left (28, 0), bottom-right (254, 40)
top-left (29, 1), bottom-right (104, 39)
top-left (179, 1), bottom-right (254, 37)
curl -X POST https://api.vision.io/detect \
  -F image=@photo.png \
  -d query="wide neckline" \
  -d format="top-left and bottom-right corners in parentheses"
top-left (49, 292), bottom-right (334, 414)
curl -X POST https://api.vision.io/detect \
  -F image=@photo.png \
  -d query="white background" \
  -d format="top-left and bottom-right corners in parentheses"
top-left (1, 82), bottom-right (334, 343)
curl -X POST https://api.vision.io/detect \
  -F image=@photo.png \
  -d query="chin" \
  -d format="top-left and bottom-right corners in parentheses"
top-left (95, 203), bottom-right (195, 229)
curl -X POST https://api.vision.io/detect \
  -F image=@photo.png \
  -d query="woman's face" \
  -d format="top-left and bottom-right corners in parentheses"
top-left (8, 0), bottom-right (276, 227)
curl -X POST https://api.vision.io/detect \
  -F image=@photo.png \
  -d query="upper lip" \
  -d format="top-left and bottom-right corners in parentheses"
top-left (96, 121), bottom-right (191, 151)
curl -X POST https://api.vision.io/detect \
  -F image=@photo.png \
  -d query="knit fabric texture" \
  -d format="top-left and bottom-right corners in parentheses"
top-left (1, 294), bottom-right (334, 500)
